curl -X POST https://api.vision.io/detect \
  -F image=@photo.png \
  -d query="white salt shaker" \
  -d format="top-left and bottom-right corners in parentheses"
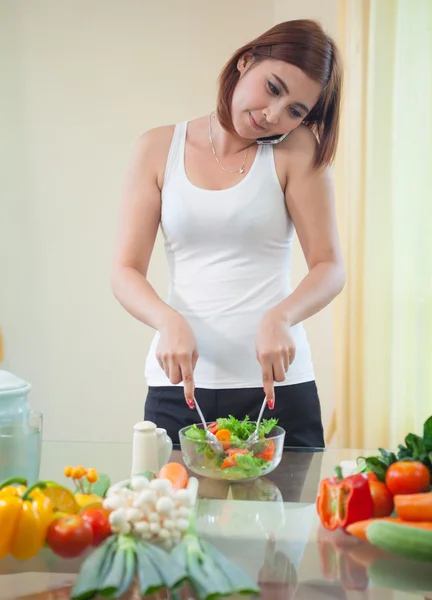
top-left (131, 420), bottom-right (159, 477)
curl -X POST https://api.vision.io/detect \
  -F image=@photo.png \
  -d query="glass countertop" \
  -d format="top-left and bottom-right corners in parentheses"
top-left (0, 442), bottom-right (429, 600)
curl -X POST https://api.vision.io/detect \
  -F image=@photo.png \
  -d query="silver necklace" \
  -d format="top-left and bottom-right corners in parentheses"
top-left (208, 113), bottom-right (249, 174)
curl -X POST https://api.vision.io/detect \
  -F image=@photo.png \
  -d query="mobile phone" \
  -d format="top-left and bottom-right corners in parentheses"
top-left (256, 133), bottom-right (289, 145)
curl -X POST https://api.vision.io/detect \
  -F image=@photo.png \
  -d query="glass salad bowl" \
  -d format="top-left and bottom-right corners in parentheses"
top-left (179, 417), bottom-right (285, 482)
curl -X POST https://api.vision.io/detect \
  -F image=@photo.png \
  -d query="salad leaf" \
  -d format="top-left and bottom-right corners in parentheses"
top-left (259, 417), bottom-right (278, 436)
top-left (186, 424), bottom-right (207, 441)
top-left (215, 415), bottom-right (278, 441)
top-left (215, 415), bottom-right (254, 440)
top-left (225, 453), bottom-right (268, 478)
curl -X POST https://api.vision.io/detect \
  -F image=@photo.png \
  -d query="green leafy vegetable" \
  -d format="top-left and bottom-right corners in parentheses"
top-left (423, 417), bottom-right (432, 451)
top-left (81, 472), bottom-right (111, 498)
top-left (229, 453), bottom-right (267, 478)
top-left (354, 416), bottom-right (432, 482)
top-left (186, 424), bottom-right (207, 441)
top-left (215, 415), bottom-right (278, 440)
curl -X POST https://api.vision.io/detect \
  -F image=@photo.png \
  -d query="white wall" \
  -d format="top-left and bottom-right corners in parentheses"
top-left (0, 0), bottom-right (338, 442)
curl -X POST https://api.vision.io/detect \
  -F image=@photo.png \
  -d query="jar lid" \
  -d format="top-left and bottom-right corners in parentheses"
top-left (133, 420), bottom-right (157, 432)
top-left (0, 370), bottom-right (32, 396)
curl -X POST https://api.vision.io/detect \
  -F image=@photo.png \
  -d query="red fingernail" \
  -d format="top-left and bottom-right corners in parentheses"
top-left (186, 399), bottom-right (195, 409)
top-left (268, 399), bottom-right (275, 410)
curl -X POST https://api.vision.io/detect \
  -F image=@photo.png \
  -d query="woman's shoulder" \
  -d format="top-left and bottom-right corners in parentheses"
top-left (277, 124), bottom-right (318, 159)
top-left (272, 125), bottom-right (326, 191)
top-left (274, 124), bottom-right (321, 175)
top-left (137, 124), bottom-right (176, 152)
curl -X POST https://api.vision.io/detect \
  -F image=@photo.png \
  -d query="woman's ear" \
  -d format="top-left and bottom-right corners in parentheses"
top-left (237, 51), bottom-right (254, 75)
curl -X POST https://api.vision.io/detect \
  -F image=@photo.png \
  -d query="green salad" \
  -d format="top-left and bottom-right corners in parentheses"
top-left (184, 415), bottom-right (279, 479)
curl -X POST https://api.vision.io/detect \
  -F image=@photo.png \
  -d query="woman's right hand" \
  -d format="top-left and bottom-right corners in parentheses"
top-left (156, 312), bottom-right (199, 408)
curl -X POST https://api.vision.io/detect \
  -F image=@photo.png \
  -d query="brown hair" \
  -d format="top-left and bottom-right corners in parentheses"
top-left (217, 20), bottom-right (343, 168)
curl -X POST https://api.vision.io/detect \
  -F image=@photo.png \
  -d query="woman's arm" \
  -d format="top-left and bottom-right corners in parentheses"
top-left (277, 128), bottom-right (346, 325)
top-left (111, 127), bottom-right (198, 405)
top-left (111, 127), bottom-right (175, 329)
top-left (256, 127), bottom-right (345, 405)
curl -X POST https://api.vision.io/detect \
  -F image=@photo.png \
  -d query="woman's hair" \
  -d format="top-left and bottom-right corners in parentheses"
top-left (217, 20), bottom-right (343, 168)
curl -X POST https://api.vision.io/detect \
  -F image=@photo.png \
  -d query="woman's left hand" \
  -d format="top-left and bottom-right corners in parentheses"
top-left (255, 307), bottom-right (296, 409)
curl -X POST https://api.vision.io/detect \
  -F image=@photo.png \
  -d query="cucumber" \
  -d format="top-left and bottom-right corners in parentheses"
top-left (367, 520), bottom-right (432, 563)
top-left (70, 536), bottom-right (115, 600)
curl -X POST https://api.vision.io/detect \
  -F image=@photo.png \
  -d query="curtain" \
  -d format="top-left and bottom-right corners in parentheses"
top-left (333, 0), bottom-right (432, 448)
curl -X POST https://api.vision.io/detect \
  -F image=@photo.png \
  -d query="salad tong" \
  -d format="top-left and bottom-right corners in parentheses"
top-left (193, 397), bottom-right (224, 454)
top-left (246, 396), bottom-right (268, 446)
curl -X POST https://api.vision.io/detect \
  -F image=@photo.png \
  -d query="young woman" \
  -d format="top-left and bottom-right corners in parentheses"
top-left (112, 20), bottom-right (345, 446)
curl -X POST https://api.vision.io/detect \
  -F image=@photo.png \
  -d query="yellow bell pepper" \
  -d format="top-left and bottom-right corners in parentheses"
top-left (0, 478), bottom-right (27, 498)
top-left (0, 477), bottom-right (53, 560)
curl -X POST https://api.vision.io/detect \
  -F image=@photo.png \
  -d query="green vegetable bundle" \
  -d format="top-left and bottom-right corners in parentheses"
top-left (356, 416), bottom-right (432, 482)
top-left (71, 527), bottom-right (259, 600)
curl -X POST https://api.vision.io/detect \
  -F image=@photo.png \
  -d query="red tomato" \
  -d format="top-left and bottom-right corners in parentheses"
top-left (225, 448), bottom-right (249, 456)
top-left (47, 515), bottom-right (93, 558)
top-left (365, 471), bottom-right (379, 482)
top-left (208, 422), bottom-right (218, 434)
top-left (385, 461), bottom-right (431, 496)
top-left (369, 480), bottom-right (394, 517)
top-left (255, 440), bottom-right (275, 461)
top-left (81, 508), bottom-right (112, 546)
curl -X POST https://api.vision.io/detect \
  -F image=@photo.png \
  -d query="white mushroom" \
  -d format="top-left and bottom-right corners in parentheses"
top-left (156, 496), bottom-right (175, 516)
top-left (162, 519), bottom-right (175, 530)
top-left (158, 528), bottom-right (171, 540)
top-left (134, 521), bottom-right (150, 534)
top-left (176, 518), bottom-right (190, 532)
top-left (125, 507), bottom-right (143, 522)
top-left (148, 512), bottom-right (160, 523)
top-left (130, 476), bottom-right (150, 491)
top-left (150, 478), bottom-right (173, 495)
top-left (176, 506), bottom-right (191, 519)
top-left (103, 495), bottom-right (127, 511)
top-left (149, 522), bottom-right (161, 534)
top-left (136, 489), bottom-right (157, 506)
top-left (108, 508), bottom-right (127, 528)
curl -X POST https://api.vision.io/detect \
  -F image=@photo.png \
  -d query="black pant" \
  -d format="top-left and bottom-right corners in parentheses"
top-left (144, 381), bottom-right (325, 448)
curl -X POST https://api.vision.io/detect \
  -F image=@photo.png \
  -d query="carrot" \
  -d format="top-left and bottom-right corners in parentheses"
top-left (158, 462), bottom-right (188, 491)
top-left (221, 456), bottom-right (236, 470)
top-left (215, 429), bottom-right (231, 442)
top-left (346, 518), bottom-right (395, 541)
top-left (394, 492), bottom-right (432, 521)
top-left (347, 517), bottom-right (432, 541)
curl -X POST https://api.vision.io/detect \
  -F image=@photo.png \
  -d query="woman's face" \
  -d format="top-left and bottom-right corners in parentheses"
top-left (231, 56), bottom-right (323, 140)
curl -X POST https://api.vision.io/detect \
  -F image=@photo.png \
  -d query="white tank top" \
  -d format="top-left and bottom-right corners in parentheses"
top-left (145, 121), bottom-right (314, 388)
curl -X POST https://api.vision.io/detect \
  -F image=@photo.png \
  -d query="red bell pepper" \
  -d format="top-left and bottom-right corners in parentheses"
top-left (317, 469), bottom-right (374, 531)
